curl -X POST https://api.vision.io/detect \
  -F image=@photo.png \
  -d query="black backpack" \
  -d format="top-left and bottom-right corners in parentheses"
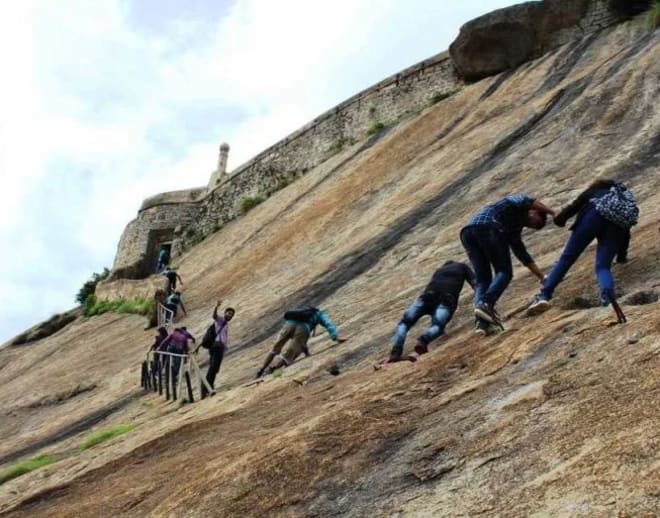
top-left (200, 323), bottom-right (216, 350)
top-left (283, 306), bottom-right (318, 323)
top-left (284, 307), bottom-right (320, 336)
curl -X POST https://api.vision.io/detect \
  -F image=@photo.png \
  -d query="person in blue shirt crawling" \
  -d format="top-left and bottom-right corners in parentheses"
top-left (460, 194), bottom-right (555, 333)
top-left (256, 307), bottom-right (347, 378)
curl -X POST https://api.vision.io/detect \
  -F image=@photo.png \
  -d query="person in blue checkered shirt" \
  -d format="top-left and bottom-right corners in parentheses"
top-left (460, 194), bottom-right (555, 333)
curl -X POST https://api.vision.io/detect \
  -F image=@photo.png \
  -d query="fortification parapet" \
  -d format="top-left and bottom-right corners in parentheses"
top-left (139, 187), bottom-right (207, 212)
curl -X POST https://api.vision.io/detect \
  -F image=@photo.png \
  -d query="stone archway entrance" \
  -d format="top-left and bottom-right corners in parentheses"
top-left (146, 229), bottom-right (175, 274)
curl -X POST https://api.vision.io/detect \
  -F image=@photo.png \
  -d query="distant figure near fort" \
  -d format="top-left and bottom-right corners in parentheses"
top-left (165, 291), bottom-right (186, 321)
top-left (156, 246), bottom-right (170, 272)
top-left (163, 267), bottom-right (183, 294)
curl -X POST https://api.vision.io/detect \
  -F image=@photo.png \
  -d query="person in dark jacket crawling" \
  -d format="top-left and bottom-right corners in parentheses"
top-left (527, 179), bottom-right (637, 318)
top-left (387, 261), bottom-right (475, 363)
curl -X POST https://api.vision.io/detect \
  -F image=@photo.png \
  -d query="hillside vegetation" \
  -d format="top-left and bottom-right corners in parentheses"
top-left (0, 17), bottom-right (659, 518)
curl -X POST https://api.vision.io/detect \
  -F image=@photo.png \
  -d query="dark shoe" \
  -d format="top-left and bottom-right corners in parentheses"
top-left (255, 369), bottom-right (265, 379)
top-left (487, 321), bottom-right (504, 334)
top-left (386, 353), bottom-right (402, 363)
top-left (473, 317), bottom-right (489, 336)
top-left (526, 294), bottom-right (551, 316)
top-left (414, 342), bottom-right (428, 356)
top-left (474, 301), bottom-right (498, 324)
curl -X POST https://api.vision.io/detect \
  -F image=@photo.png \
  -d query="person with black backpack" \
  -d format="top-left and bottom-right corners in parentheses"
top-left (526, 179), bottom-right (637, 323)
top-left (197, 301), bottom-right (235, 398)
top-left (255, 307), bottom-right (347, 378)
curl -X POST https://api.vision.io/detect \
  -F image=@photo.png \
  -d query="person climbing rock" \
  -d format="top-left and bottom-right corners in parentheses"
top-left (526, 179), bottom-right (637, 323)
top-left (161, 327), bottom-right (196, 388)
top-left (165, 291), bottom-right (186, 321)
top-left (460, 194), bottom-right (555, 330)
top-left (198, 301), bottom-right (235, 398)
top-left (145, 289), bottom-right (168, 329)
top-left (149, 326), bottom-right (169, 374)
top-left (387, 260), bottom-right (475, 363)
top-left (156, 246), bottom-right (170, 273)
top-left (150, 326), bottom-right (169, 351)
top-left (163, 266), bottom-right (183, 294)
top-left (256, 307), bottom-right (347, 378)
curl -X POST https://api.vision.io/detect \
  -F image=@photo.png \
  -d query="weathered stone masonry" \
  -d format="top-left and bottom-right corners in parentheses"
top-left (112, 52), bottom-right (461, 276)
top-left (110, 0), bottom-right (630, 281)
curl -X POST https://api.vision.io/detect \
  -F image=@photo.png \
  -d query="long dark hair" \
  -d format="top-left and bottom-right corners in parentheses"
top-left (588, 178), bottom-right (617, 190)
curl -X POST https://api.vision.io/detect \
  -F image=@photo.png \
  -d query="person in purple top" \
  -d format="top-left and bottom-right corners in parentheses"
top-left (161, 327), bottom-right (196, 387)
top-left (200, 301), bottom-right (235, 398)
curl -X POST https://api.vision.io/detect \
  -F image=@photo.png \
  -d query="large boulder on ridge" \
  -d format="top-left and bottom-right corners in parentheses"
top-left (449, 0), bottom-right (623, 80)
top-left (449, 2), bottom-right (542, 81)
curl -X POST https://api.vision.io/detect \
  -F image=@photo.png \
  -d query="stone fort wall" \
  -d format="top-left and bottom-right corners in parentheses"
top-left (110, 0), bottom-right (628, 280)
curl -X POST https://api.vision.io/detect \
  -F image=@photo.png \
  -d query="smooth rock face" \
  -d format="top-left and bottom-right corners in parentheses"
top-left (0, 15), bottom-right (659, 518)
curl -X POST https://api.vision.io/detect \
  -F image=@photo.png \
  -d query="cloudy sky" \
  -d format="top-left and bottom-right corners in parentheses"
top-left (0, 0), bottom-right (513, 343)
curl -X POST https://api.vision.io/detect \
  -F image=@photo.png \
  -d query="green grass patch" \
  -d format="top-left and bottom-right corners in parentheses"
top-left (240, 195), bottom-right (266, 215)
top-left (83, 297), bottom-right (154, 318)
top-left (329, 138), bottom-right (345, 154)
top-left (78, 425), bottom-right (134, 452)
top-left (0, 455), bottom-right (59, 486)
top-left (275, 172), bottom-right (297, 191)
top-left (429, 91), bottom-right (452, 105)
top-left (366, 121), bottom-right (385, 136)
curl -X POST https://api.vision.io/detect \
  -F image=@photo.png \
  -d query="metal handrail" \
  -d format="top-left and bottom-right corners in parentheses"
top-left (157, 303), bottom-right (174, 330)
top-left (142, 348), bottom-right (214, 403)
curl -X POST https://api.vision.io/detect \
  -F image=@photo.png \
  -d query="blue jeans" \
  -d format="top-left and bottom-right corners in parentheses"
top-left (460, 225), bottom-right (512, 306)
top-left (541, 205), bottom-right (626, 303)
top-left (391, 297), bottom-right (452, 356)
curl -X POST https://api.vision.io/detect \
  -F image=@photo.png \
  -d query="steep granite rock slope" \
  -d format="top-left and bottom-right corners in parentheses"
top-left (1, 17), bottom-right (659, 517)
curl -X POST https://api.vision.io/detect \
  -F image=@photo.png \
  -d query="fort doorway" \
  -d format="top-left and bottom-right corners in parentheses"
top-left (157, 242), bottom-right (172, 270)
top-left (146, 229), bottom-right (175, 275)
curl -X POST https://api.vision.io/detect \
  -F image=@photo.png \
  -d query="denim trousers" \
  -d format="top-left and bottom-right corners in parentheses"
top-left (391, 297), bottom-right (452, 356)
top-left (460, 225), bottom-right (512, 306)
top-left (541, 205), bottom-right (626, 302)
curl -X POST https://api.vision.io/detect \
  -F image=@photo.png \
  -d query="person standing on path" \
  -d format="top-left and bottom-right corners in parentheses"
top-left (199, 301), bottom-right (235, 398)
top-left (460, 194), bottom-right (555, 331)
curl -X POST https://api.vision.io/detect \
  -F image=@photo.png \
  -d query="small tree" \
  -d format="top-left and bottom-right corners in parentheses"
top-left (652, 0), bottom-right (660, 28)
top-left (76, 268), bottom-right (110, 305)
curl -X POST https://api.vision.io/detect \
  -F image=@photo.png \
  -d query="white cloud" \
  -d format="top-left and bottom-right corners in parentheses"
top-left (0, 0), bottom-right (513, 342)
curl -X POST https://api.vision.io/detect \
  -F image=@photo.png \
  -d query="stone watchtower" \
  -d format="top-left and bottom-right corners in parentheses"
top-left (208, 142), bottom-right (231, 189)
